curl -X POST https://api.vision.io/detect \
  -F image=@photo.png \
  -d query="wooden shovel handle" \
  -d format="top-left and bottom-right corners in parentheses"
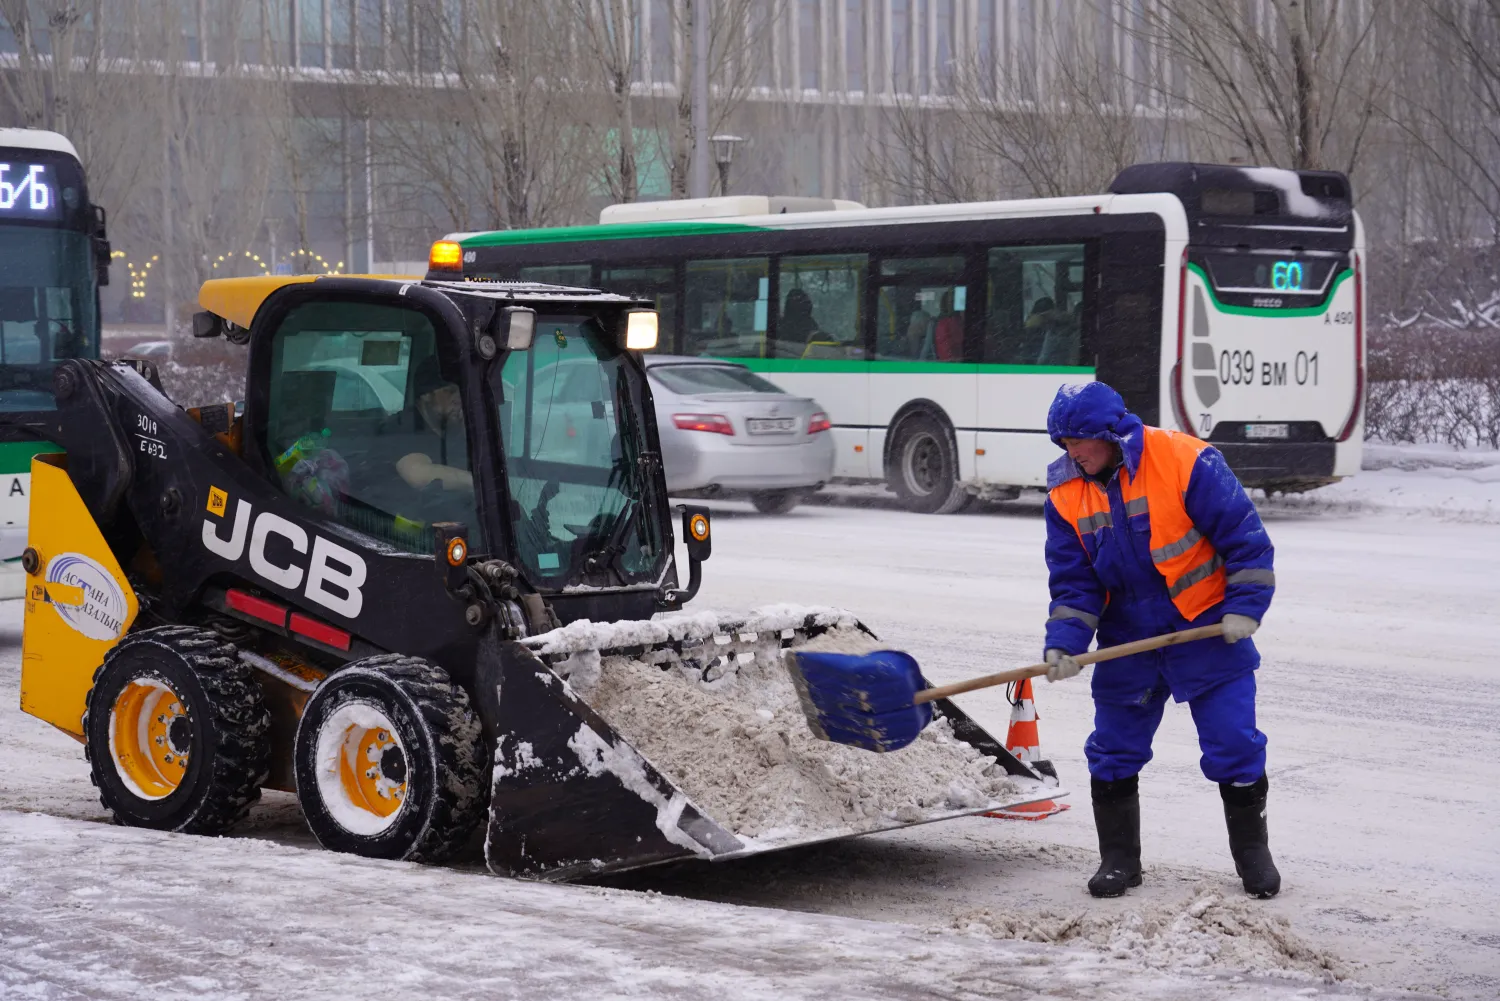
top-left (912, 623), bottom-right (1227, 705)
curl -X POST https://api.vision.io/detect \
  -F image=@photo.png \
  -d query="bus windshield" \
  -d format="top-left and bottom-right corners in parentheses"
top-left (0, 222), bottom-right (99, 411)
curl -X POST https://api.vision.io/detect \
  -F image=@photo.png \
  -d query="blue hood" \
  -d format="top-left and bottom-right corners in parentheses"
top-left (1046, 382), bottom-right (1145, 486)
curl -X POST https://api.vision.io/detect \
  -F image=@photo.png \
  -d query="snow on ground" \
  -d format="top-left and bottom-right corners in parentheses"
top-left (0, 443), bottom-right (1494, 998)
top-left (0, 810), bottom-right (1413, 1001)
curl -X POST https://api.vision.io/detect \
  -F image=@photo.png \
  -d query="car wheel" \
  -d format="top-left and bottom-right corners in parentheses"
top-left (84, 625), bottom-right (271, 834)
top-left (750, 490), bottom-right (801, 515)
top-left (294, 654), bottom-right (486, 863)
top-left (889, 412), bottom-right (970, 514)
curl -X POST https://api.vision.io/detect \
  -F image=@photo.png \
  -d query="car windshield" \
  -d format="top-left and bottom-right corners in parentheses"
top-left (492, 316), bottom-right (663, 587)
top-left (649, 363), bottom-right (784, 396)
top-left (0, 223), bottom-right (99, 412)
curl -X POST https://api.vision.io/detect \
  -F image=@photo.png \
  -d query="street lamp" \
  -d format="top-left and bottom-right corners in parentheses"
top-left (710, 134), bottom-right (745, 196)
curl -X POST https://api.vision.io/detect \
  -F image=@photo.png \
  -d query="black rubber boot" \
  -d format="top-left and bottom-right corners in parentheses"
top-left (1088, 775), bottom-right (1143, 898)
top-left (1220, 774), bottom-right (1281, 899)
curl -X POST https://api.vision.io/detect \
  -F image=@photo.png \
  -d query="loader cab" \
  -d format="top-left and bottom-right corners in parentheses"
top-left (211, 276), bottom-right (679, 624)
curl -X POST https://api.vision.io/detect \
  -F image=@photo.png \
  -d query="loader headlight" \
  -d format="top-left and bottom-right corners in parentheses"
top-left (499, 306), bottom-right (536, 351)
top-left (622, 309), bottom-right (658, 351)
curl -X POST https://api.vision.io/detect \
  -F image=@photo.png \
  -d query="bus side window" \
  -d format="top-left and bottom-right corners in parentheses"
top-left (683, 257), bottom-right (769, 358)
top-left (777, 254), bottom-right (867, 360)
top-left (874, 257), bottom-right (966, 363)
top-left (519, 265), bottom-right (593, 287)
top-left (986, 244), bottom-right (1087, 366)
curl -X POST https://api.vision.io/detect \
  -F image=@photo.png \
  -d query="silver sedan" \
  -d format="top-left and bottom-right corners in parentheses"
top-left (645, 356), bottom-right (836, 514)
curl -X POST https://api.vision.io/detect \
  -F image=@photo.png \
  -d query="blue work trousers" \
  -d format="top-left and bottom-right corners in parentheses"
top-left (1084, 670), bottom-right (1267, 785)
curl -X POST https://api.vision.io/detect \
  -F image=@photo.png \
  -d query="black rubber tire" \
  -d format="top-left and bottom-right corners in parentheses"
top-left (888, 412), bottom-right (971, 514)
top-left (83, 625), bottom-right (271, 834)
top-left (293, 654), bottom-right (485, 863)
top-left (750, 489), bottom-right (801, 515)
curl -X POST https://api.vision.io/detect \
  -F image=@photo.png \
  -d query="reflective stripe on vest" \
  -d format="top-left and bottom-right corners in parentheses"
top-left (1048, 426), bottom-right (1227, 621)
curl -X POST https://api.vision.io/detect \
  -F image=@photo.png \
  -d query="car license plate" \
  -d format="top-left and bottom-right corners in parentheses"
top-left (746, 417), bottom-right (797, 435)
top-left (1244, 423), bottom-right (1290, 440)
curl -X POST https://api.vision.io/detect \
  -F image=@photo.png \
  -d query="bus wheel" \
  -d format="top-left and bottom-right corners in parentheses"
top-left (890, 413), bottom-right (970, 514)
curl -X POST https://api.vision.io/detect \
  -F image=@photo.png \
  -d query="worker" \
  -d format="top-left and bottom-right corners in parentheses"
top-left (392, 355), bottom-right (473, 494)
top-left (1040, 381), bottom-right (1279, 899)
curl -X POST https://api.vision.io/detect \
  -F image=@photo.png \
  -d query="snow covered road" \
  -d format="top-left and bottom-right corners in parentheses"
top-left (0, 455), bottom-right (1494, 998)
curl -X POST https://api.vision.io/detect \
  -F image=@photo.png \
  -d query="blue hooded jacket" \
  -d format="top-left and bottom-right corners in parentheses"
top-left (1042, 382), bottom-right (1275, 704)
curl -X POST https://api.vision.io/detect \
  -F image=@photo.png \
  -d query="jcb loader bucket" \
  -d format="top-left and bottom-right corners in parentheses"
top-left (471, 607), bottom-right (1064, 881)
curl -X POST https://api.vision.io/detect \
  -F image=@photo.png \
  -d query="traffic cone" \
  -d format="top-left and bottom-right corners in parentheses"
top-left (984, 676), bottom-right (1070, 821)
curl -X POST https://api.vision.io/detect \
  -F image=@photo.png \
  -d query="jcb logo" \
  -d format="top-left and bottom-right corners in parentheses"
top-left (201, 487), bottom-right (366, 619)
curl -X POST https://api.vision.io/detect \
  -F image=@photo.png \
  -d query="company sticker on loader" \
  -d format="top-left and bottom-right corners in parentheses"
top-left (43, 552), bottom-right (128, 640)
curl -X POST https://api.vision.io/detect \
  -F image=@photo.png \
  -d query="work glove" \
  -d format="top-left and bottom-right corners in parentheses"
top-left (1221, 614), bottom-right (1260, 644)
top-left (1044, 648), bottom-right (1082, 683)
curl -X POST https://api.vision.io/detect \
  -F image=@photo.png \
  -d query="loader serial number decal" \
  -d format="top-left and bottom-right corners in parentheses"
top-left (201, 488), bottom-right (367, 619)
top-left (43, 552), bottom-right (128, 640)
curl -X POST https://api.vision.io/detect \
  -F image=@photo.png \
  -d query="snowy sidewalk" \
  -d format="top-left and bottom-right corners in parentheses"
top-left (0, 811), bottom-right (1421, 1001)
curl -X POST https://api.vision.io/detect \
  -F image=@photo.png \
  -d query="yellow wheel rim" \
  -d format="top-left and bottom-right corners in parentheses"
top-left (108, 679), bottom-right (191, 801)
top-left (315, 702), bottom-right (409, 834)
top-left (338, 724), bottom-right (406, 819)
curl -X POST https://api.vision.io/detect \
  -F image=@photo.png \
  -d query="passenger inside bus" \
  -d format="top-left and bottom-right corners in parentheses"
top-left (934, 289), bottom-right (963, 361)
top-left (780, 288), bottom-right (824, 345)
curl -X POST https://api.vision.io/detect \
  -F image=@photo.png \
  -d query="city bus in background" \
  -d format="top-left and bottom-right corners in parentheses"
top-left (429, 162), bottom-right (1364, 513)
top-left (0, 128), bottom-right (111, 594)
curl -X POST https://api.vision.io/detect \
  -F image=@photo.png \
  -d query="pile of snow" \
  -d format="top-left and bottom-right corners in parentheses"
top-left (557, 624), bottom-right (1032, 842)
top-left (955, 884), bottom-right (1344, 980)
top-left (1261, 442), bottom-right (1500, 523)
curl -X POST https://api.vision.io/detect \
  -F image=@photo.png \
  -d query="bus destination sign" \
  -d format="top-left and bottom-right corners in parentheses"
top-left (0, 163), bottom-right (58, 220)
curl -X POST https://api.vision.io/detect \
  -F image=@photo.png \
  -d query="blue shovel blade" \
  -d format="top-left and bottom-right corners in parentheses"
top-left (787, 649), bottom-right (936, 752)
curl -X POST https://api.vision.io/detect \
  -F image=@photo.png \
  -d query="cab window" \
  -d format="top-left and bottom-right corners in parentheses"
top-left (263, 300), bottom-right (477, 553)
top-left (493, 316), bottom-right (660, 584)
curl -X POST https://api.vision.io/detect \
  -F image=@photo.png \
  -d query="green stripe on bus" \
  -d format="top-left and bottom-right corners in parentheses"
top-left (0, 441), bottom-right (62, 475)
top-left (462, 221), bottom-right (770, 248)
top-left (726, 358), bottom-right (1096, 375)
top-left (1191, 263), bottom-right (1353, 318)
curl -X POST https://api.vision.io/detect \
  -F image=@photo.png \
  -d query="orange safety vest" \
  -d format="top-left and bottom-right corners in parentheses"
top-left (1048, 427), bottom-right (1227, 622)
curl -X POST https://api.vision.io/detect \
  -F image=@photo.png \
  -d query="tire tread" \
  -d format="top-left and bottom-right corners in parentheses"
top-left (83, 625), bottom-right (271, 835)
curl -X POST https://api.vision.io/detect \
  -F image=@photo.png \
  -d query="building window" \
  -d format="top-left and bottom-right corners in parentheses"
top-left (915, 0), bottom-right (929, 95)
top-left (299, 0), bottom-right (325, 68)
top-left (845, 0), bottom-right (864, 91)
top-left (977, 0), bottom-right (996, 99)
top-left (891, 0), bottom-right (909, 93)
top-left (650, 0), bottom-right (673, 84)
top-left (799, 0), bottom-right (820, 90)
top-left (356, 0), bottom-right (382, 70)
top-left (684, 257), bottom-right (771, 358)
top-left (330, 0), bottom-right (354, 69)
top-left (935, 0), bottom-right (955, 95)
top-left (778, 255), bottom-right (866, 359)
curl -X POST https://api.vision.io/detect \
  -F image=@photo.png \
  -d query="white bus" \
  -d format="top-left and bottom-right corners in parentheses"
top-left (429, 162), bottom-right (1364, 513)
top-left (0, 128), bottom-right (112, 593)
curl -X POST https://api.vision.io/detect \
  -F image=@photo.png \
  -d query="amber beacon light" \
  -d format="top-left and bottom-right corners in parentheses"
top-left (429, 240), bottom-right (463, 272)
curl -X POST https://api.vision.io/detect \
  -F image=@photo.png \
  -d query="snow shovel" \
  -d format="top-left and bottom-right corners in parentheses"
top-left (786, 623), bottom-right (1227, 753)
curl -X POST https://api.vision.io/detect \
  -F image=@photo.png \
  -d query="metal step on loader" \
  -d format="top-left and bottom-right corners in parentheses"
top-left (10, 274), bottom-right (1061, 879)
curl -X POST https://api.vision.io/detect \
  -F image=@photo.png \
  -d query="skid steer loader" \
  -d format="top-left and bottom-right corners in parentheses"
top-left (10, 274), bottom-right (1059, 879)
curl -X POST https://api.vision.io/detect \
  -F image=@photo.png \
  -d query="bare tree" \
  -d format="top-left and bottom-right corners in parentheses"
top-left (349, 1), bottom-right (601, 235)
top-left (0, 0), bottom-right (151, 221)
top-left (864, 8), bottom-right (1142, 204)
top-left (572, 0), bottom-right (645, 204)
top-left (1125, 0), bottom-right (1395, 174)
